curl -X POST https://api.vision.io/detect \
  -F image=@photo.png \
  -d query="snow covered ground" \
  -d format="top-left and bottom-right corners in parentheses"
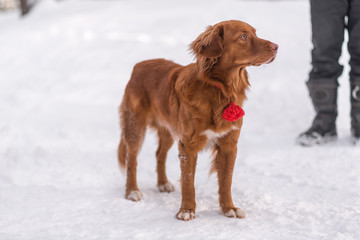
top-left (1, 0), bottom-right (360, 239)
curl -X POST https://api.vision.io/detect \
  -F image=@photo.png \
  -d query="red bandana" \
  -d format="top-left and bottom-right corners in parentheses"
top-left (214, 84), bottom-right (245, 122)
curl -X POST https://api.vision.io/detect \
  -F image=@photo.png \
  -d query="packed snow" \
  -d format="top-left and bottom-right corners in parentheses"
top-left (1, 0), bottom-right (360, 239)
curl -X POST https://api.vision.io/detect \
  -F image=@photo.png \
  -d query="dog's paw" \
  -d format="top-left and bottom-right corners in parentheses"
top-left (126, 190), bottom-right (143, 202)
top-left (176, 209), bottom-right (195, 221)
top-left (224, 208), bottom-right (246, 219)
top-left (158, 182), bottom-right (175, 193)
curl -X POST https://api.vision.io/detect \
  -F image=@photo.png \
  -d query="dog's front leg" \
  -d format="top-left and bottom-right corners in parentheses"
top-left (176, 140), bottom-right (198, 221)
top-left (176, 135), bottom-right (207, 221)
top-left (215, 129), bottom-right (246, 219)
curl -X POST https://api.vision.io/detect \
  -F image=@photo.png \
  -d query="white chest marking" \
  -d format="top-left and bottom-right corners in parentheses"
top-left (202, 126), bottom-right (239, 148)
top-left (203, 129), bottom-right (230, 140)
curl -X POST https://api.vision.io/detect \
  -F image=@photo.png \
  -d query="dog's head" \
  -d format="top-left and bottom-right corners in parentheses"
top-left (191, 20), bottom-right (278, 70)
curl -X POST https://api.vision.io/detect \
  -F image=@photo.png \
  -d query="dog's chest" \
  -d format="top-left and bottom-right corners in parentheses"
top-left (202, 126), bottom-right (238, 148)
top-left (202, 129), bottom-right (230, 141)
top-left (158, 120), bottom-right (238, 149)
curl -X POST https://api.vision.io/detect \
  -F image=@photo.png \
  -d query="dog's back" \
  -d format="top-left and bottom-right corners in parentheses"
top-left (126, 59), bottom-right (181, 101)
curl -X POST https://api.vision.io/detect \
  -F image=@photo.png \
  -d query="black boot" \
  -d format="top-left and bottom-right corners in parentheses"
top-left (297, 80), bottom-right (338, 146)
top-left (351, 81), bottom-right (360, 144)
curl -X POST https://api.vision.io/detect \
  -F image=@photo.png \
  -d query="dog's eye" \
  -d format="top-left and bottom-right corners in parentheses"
top-left (241, 34), bottom-right (248, 40)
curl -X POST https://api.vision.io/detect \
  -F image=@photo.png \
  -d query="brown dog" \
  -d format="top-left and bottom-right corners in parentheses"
top-left (118, 20), bottom-right (278, 221)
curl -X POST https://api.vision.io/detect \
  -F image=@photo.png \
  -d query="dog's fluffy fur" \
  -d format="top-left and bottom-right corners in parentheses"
top-left (118, 20), bottom-right (278, 221)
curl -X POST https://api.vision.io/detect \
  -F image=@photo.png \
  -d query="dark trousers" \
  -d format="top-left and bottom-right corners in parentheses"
top-left (309, 0), bottom-right (360, 131)
top-left (310, 0), bottom-right (360, 83)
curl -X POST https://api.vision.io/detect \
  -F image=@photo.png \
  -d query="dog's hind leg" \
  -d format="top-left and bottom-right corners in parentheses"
top-left (117, 137), bottom-right (127, 170)
top-left (156, 128), bottom-right (175, 193)
top-left (120, 101), bottom-right (147, 202)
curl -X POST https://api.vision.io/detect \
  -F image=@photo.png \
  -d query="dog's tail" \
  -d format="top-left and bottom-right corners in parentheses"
top-left (118, 136), bottom-right (127, 171)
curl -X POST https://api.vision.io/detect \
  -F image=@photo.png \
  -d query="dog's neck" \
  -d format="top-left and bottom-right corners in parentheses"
top-left (198, 63), bottom-right (250, 104)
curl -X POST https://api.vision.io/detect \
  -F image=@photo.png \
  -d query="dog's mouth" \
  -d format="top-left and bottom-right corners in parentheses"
top-left (265, 55), bottom-right (276, 64)
top-left (251, 54), bottom-right (277, 66)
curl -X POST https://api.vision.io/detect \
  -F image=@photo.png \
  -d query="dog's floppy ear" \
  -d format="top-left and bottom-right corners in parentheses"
top-left (191, 25), bottom-right (224, 58)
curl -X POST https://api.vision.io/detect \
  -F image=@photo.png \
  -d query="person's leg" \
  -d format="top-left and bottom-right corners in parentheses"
top-left (348, 0), bottom-right (360, 142)
top-left (298, 0), bottom-right (348, 146)
top-left (309, 0), bottom-right (348, 82)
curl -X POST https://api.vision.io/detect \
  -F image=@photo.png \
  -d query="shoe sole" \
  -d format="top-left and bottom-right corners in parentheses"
top-left (297, 135), bottom-right (337, 147)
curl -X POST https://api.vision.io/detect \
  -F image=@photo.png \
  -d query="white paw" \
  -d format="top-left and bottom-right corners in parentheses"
top-left (126, 190), bottom-right (143, 201)
top-left (176, 210), bottom-right (195, 221)
top-left (225, 208), bottom-right (246, 218)
top-left (158, 182), bottom-right (175, 193)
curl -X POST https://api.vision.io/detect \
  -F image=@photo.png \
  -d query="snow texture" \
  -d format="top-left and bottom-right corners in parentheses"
top-left (1, 0), bottom-right (360, 239)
